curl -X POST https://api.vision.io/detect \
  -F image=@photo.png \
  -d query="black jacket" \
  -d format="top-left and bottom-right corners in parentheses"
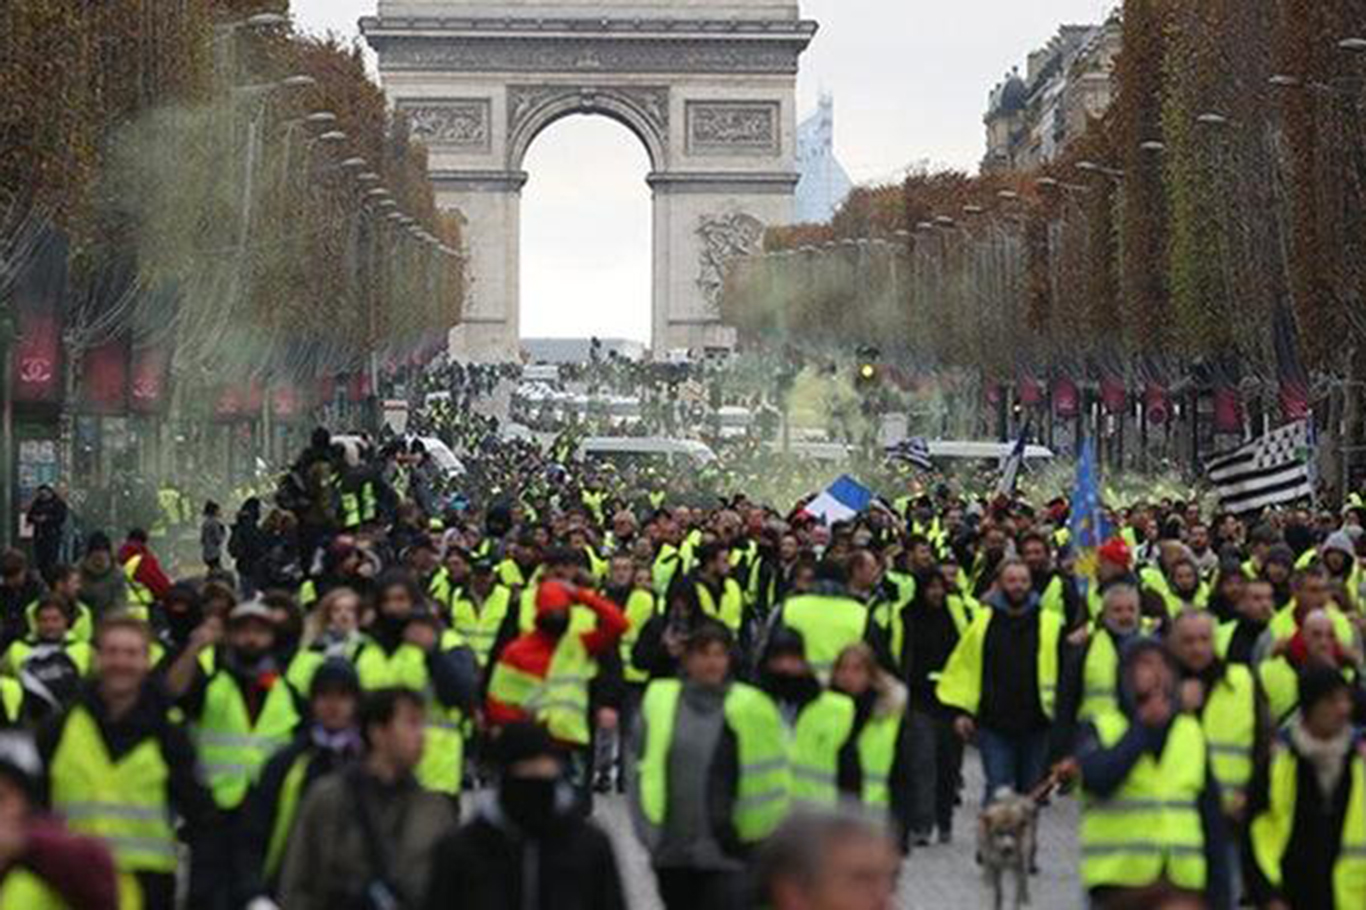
top-left (238, 729), bottom-right (361, 899)
top-left (424, 796), bottom-right (626, 910)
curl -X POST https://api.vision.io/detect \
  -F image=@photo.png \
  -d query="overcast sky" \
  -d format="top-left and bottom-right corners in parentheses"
top-left (294, 0), bottom-right (1116, 343)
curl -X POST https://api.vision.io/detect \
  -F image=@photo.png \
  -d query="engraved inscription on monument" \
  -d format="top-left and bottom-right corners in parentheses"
top-left (397, 98), bottom-right (491, 151)
top-left (687, 101), bottom-right (779, 156)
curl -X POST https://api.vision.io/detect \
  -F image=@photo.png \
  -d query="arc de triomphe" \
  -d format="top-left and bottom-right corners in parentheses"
top-left (361, 1), bottom-right (817, 360)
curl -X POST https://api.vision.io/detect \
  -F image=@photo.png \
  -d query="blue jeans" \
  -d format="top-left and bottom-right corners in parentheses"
top-left (977, 725), bottom-right (1049, 805)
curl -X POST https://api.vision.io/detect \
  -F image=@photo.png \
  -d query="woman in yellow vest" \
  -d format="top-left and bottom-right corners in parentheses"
top-left (830, 644), bottom-right (909, 842)
top-left (1075, 639), bottom-right (1231, 909)
top-left (1247, 666), bottom-right (1366, 909)
top-left (631, 620), bottom-right (788, 910)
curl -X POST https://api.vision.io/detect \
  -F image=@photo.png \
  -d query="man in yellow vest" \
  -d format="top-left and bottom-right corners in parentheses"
top-left (40, 615), bottom-right (221, 910)
top-left (667, 542), bottom-right (746, 638)
top-left (1051, 584), bottom-right (1145, 761)
top-left (771, 559), bottom-right (871, 685)
top-left (756, 630), bottom-right (857, 808)
top-left (1020, 531), bottom-right (1084, 631)
top-left (239, 659), bottom-right (362, 903)
top-left (1247, 665), bottom-right (1366, 909)
top-left (1075, 638), bottom-right (1231, 909)
top-left (354, 572), bottom-right (478, 799)
top-left (1167, 610), bottom-right (1267, 824)
top-left (938, 559), bottom-right (1064, 806)
top-left (630, 620), bottom-right (788, 910)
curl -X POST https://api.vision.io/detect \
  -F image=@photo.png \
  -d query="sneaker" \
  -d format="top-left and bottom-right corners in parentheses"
top-left (911, 831), bottom-right (932, 848)
top-left (592, 774), bottom-right (613, 794)
top-left (936, 827), bottom-right (952, 845)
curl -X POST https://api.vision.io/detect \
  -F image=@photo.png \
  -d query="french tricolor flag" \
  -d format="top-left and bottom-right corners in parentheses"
top-left (802, 475), bottom-right (875, 525)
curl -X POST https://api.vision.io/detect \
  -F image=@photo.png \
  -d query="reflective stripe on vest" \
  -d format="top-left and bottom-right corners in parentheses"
top-left (49, 706), bottom-right (177, 873)
top-left (790, 692), bottom-right (856, 807)
top-left (1081, 712), bottom-right (1207, 891)
top-left (1251, 737), bottom-right (1366, 908)
top-left (936, 609), bottom-right (1061, 719)
top-left (636, 679), bottom-right (790, 844)
top-left (194, 672), bottom-right (300, 809)
top-left (355, 640), bottom-right (466, 794)
top-left (488, 631), bottom-right (596, 746)
top-left (1201, 665), bottom-right (1256, 805)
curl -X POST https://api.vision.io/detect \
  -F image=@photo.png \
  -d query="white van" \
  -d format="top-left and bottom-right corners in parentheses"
top-left (577, 437), bottom-right (717, 469)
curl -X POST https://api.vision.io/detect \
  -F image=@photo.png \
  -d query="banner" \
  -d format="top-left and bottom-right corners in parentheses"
top-left (1053, 376), bottom-right (1080, 419)
top-left (1100, 375), bottom-right (1127, 414)
top-left (129, 345), bottom-right (171, 414)
top-left (80, 337), bottom-right (128, 415)
top-left (1143, 382), bottom-right (1170, 426)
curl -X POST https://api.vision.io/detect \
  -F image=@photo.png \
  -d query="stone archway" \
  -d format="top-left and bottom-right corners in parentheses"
top-left (362, 2), bottom-right (817, 360)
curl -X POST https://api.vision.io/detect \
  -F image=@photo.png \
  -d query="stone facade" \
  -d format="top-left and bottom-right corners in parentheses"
top-left (363, 5), bottom-right (816, 361)
top-left (982, 11), bottom-right (1122, 174)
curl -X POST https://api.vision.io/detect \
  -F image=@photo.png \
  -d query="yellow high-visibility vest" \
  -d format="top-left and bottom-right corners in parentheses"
top-left (1200, 665), bottom-right (1256, 809)
top-left (193, 671), bottom-right (300, 809)
top-left (636, 679), bottom-right (789, 844)
top-left (355, 636), bottom-right (466, 794)
top-left (789, 691), bottom-right (856, 807)
top-left (937, 609), bottom-right (1061, 719)
top-left (1081, 711), bottom-right (1208, 891)
top-left (49, 705), bottom-right (176, 874)
top-left (1251, 735), bottom-right (1366, 909)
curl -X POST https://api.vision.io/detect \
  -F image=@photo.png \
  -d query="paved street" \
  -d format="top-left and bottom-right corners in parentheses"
top-left (594, 752), bottom-right (1080, 910)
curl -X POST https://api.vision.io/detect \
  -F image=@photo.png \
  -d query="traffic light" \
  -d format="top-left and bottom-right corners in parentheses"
top-left (854, 345), bottom-right (881, 391)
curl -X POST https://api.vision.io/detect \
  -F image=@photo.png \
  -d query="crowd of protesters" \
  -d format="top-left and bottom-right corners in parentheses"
top-left (0, 396), bottom-right (1362, 910)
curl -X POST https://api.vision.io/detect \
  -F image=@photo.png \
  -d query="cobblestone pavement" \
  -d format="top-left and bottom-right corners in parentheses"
top-left (594, 752), bottom-right (1080, 910)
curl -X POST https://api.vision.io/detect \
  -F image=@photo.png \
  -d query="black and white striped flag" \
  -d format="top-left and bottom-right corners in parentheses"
top-left (1206, 420), bottom-right (1314, 514)
top-left (886, 437), bottom-right (934, 471)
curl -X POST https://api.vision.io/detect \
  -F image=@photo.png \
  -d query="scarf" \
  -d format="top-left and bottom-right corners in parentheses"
top-left (1288, 717), bottom-right (1353, 802)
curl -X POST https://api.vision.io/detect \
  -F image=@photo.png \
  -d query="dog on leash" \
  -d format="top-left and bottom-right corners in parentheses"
top-left (977, 787), bottom-right (1038, 910)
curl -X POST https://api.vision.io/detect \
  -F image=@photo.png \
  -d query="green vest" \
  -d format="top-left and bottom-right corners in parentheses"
top-left (1268, 602), bottom-right (1355, 645)
top-left (1038, 575), bottom-right (1067, 617)
top-left (0, 678), bottom-right (20, 723)
top-left (696, 579), bottom-right (744, 632)
top-left (1251, 735), bottom-right (1366, 909)
top-left (782, 594), bottom-right (869, 680)
top-left (488, 630), bottom-right (597, 746)
top-left (937, 609), bottom-right (1062, 720)
top-left (194, 671), bottom-right (301, 809)
top-left (1201, 665), bottom-right (1256, 807)
top-left (264, 752), bottom-right (310, 880)
top-left (1259, 657), bottom-right (1303, 726)
top-left (450, 586), bottom-right (513, 668)
top-left (855, 709), bottom-right (901, 809)
top-left (121, 555), bottom-right (154, 609)
top-left (355, 638), bottom-right (466, 794)
top-left (0, 870), bottom-right (68, 909)
top-left (49, 705), bottom-right (177, 873)
top-left (790, 691), bottom-right (856, 806)
top-left (636, 679), bottom-right (790, 844)
top-left (1079, 630), bottom-right (1121, 722)
top-left (620, 589), bottom-right (658, 684)
top-left (652, 545), bottom-right (680, 597)
top-left (4, 637), bottom-right (92, 679)
top-left (1081, 712), bottom-right (1208, 891)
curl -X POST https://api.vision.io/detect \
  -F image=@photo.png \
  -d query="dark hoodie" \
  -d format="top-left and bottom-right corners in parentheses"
top-left (424, 788), bottom-right (626, 910)
top-left (975, 589), bottom-right (1054, 735)
top-left (1075, 639), bottom-right (1231, 910)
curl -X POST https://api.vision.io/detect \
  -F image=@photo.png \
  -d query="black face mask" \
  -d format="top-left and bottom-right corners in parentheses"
top-left (762, 672), bottom-right (820, 707)
top-left (536, 611), bottom-right (570, 637)
top-left (500, 777), bottom-right (559, 835)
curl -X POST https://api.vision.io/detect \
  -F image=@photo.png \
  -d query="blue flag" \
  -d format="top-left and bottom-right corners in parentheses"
top-left (1069, 438), bottom-right (1109, 602)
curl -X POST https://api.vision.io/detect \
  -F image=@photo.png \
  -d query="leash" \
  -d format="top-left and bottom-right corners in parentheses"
top-left (1026, 769), bottom-right (1062, 807)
